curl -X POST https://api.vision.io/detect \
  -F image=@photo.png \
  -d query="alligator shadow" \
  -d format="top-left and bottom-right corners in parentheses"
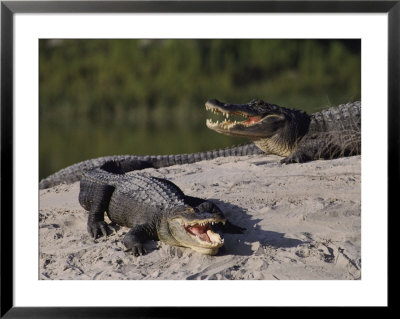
top-left (208, 198), bottom-right (306, 257)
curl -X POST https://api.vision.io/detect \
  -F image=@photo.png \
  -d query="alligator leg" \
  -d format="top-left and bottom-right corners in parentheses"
top-left (123, 225), bottom-right (153, 256)
top-left (280, 146), bottom-right (316, 164)
top-left (85, 183), bottom-right (115, 239)
top-left (281, 130), bottom-right (360, 164)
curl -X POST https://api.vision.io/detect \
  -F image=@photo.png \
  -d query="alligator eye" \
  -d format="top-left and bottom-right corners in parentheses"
top-left (250, 99), bottom-right (264, 106)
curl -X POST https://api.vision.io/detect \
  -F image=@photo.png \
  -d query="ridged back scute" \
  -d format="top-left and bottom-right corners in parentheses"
top-left (104, 172), bottom-right (188, 227)
top-left (118, 173), bottom-right (186, 207)
top-left (309, 101), bottom-right (361, 133)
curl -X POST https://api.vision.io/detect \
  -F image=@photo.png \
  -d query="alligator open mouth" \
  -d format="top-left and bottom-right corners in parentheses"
top-left (184, 221), bottom-right (223, 244)
top-left (205, 100), bottom-right (262, 130)
top-left (168, 214), bottom-right (226, 255)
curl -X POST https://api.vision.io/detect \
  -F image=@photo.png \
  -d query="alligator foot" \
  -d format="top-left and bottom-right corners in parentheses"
top-left (281, 154), bottom-right (311, 164)
top-left (124, 244), bottom-right (147, 257)
top-left (87, 220), bottom-right (112, 239)
top-left (280, 146), bottom-right (314, 164)
top-left (123, 226), bottom-right (149, 256)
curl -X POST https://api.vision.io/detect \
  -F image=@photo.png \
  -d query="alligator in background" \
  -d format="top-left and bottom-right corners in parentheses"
top-left (79, 162), bottom-right (243, 256)
top-left (39, 99), bottom-right (360, 189)
top-left (206, 99), bottom-right (361, 164)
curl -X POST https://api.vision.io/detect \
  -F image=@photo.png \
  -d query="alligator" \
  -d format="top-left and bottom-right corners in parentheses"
top-left (39, 99), bottom-right (360, 189)
top-left (79, 161), bottom-right (243, 256)
top-left (205, 99), bottom-right (361, 164)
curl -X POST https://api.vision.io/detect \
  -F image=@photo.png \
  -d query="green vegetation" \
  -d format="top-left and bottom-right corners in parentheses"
top-left (40, 39), bottom-right (361, 179)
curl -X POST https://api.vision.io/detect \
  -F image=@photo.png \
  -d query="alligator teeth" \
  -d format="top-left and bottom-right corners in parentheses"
top-left (206, 116), bottom-right (243, 128)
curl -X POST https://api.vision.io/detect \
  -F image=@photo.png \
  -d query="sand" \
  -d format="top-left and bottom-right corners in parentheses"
top-left (39, 154), bottom-right (361, 280)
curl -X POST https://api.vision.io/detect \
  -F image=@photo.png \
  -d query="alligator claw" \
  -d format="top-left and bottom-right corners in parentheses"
top-left (133, 246), bottom-right (147, 256)
top-left (124, 245), bottom-right (147, 256)
top-left (123, 231), bottom-right (147, 256)
top-left (87, 220), bottom-right (111, 239)
top-left (281, 152), bottom-right (311, 164)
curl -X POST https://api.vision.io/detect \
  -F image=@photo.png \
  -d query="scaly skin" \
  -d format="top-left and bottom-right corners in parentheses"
top-left (79, 162), bottom-right (244, 256)
top-left (205, 99), bottom-right (361, 163)
top-left (40, 144), bottom-right (263, 189)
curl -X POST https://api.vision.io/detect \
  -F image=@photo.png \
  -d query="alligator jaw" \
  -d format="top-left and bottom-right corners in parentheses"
top-left (204, 98), bottom-right (314, 157)
top-left (168, 217), bottom-right (226, 255)
top-left (205, 99), bottom-right (263, 135)
top-left (184, 218), bottom-right (226, 244)
top-left (206, 117), bottom-right (262, 133)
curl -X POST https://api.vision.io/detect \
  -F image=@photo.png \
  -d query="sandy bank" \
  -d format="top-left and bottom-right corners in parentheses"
top-left (39, 154), bottom-right (361, 280)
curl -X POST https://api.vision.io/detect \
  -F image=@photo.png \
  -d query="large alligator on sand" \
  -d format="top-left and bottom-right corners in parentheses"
top-left (79, 162), bottom-right (242, 256)
top-left (39, 99), bottom-right (360, 189)
top-left (205, 99), bottom-right (361, 164)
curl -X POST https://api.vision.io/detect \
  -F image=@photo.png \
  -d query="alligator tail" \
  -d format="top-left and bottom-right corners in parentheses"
top-left (39, 143), bottom-right (263, 189)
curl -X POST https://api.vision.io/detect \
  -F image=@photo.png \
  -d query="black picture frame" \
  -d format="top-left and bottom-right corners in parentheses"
top-left (1, 1), bottom-right (396, 317)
